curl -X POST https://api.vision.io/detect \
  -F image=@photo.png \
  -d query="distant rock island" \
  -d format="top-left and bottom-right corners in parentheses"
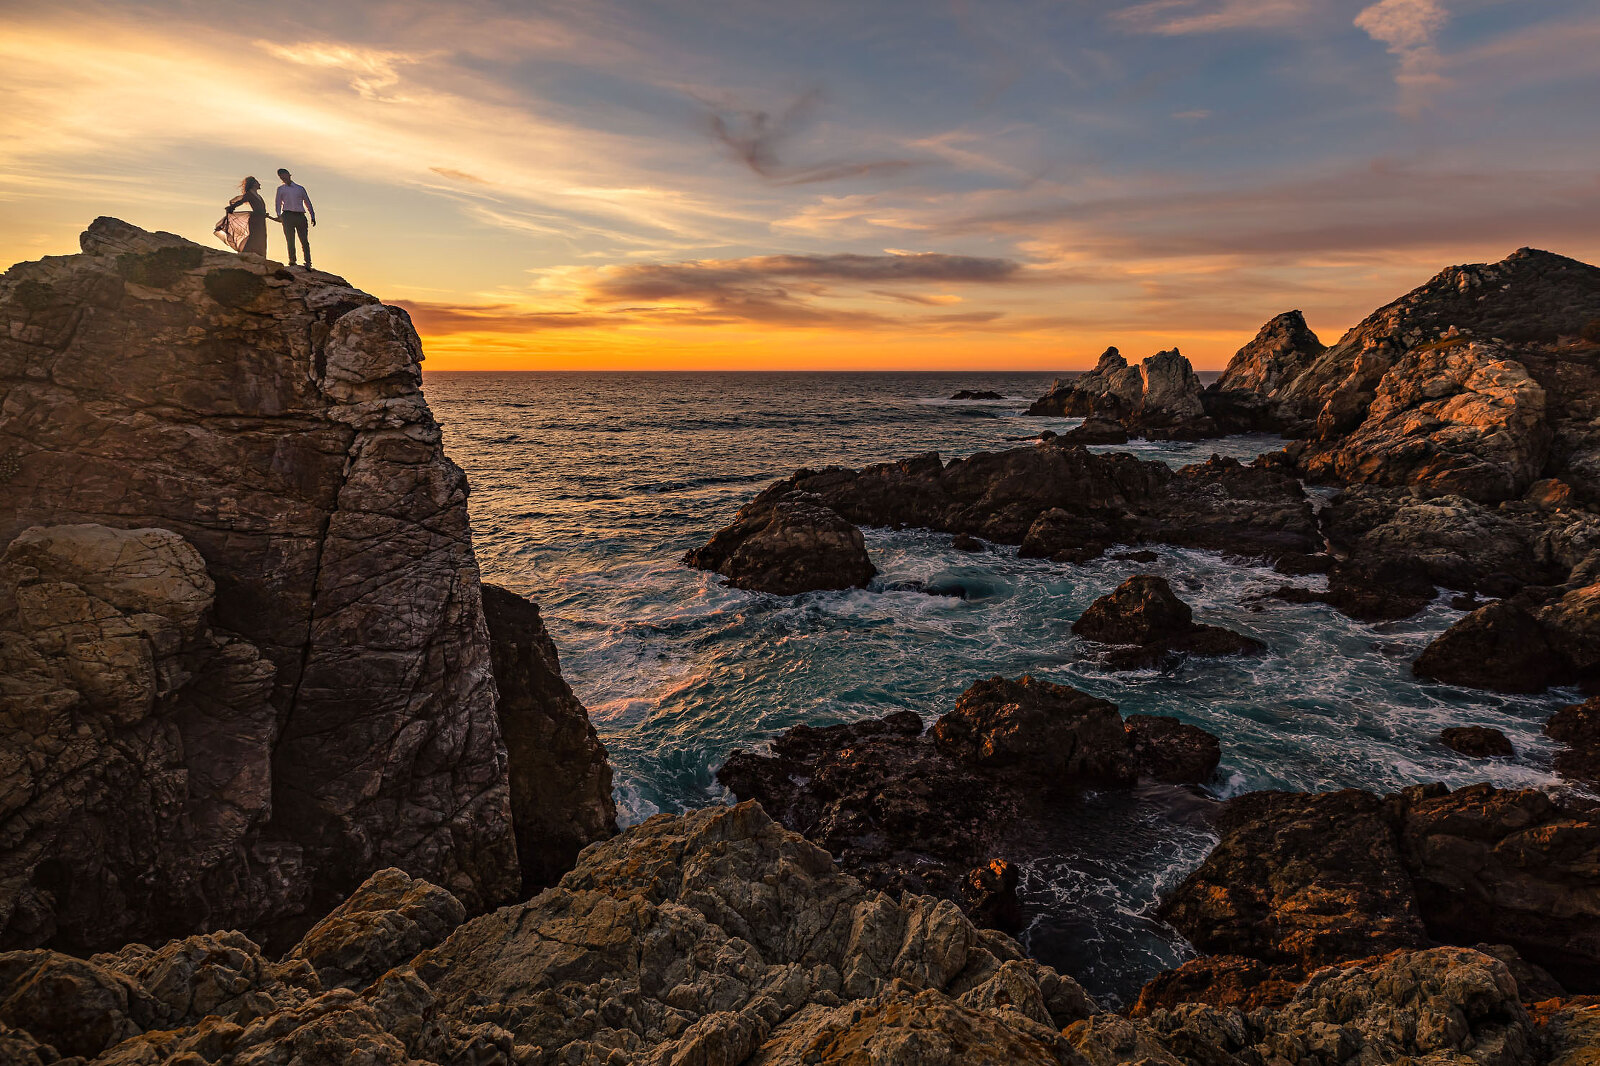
top-left (4, 224), bottom-right (1600, 1064)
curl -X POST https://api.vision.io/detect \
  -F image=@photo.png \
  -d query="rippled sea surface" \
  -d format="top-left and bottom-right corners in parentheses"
top-left (427, 370), bottom-right (1574, 1005)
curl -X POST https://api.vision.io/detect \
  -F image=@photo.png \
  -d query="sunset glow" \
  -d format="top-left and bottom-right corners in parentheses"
top-left (3, 0), bottom-right (1597, 370)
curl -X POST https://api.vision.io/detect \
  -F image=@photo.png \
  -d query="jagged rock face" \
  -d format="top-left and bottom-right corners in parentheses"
top-left (284, 867), bottom-right (464, 992)
top-left (1136, 349), bottom-right (1204, 422)
top-left (1026, 348), bottom-right (1214, 439)
top-left (1215, 309), bottom-right (1325, 397)
top-left (480, 584), bottom-right (617, 894)
top-left (0, 220), bottom-right (517, 949)
top-left (1277, 248), bottom-right (1600, 432)
top-left (694, 442), bottom-right (1319, 572)
top-left (1299, 341), bottom-right (1553, 502)
top-left (683, 492), bottom-right (877, 595)
top-left (717, 678), bottom-right (1218, 928)
top-left (416, 802), bottom-right (1097, 1063)
top-left (0, 524), bottom-right (282, 950)
top-left (1072, 947), bottom-right (1538, 1066)
top-left (1160, 782), bottom-right (1600, 993)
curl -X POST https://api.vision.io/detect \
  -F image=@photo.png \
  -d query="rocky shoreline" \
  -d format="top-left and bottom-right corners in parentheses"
top-left (6, 223), bottom-right (1600, 1063)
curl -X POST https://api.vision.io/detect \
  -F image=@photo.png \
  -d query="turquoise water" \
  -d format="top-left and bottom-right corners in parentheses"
top-left (427, 370), bottom-right (1574, 1004)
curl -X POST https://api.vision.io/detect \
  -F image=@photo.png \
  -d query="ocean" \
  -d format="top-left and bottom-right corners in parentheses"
top-left (426, 370), bottom-right (1573, 1005)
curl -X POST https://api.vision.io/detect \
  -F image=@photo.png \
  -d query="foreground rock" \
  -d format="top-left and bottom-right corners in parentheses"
top-left (1439, 725), bottom-right (1515, 758)
top-left (1072, 574), bottom-right (1265, 669)
top-left (718, 676), bottom-right (1219, 930)
top-left (684, 490), bottom-right (876, 594)
top-left (481, 584), bottom-right (618, 894)
top-left (693, 440), bottom-right (1319, 573)
top-left (1412, 576), bottom-right (1600, 693)
top-left (1158, 782), bottom-right (1600, 994)
top-left (0, 803), bottom-right (1563, 1066)
top-left (0, 219), bottom-right (600, 951)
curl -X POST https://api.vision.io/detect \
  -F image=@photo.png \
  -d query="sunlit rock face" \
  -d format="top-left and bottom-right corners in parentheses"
top-left (0, 218), bottom-right (518, 951)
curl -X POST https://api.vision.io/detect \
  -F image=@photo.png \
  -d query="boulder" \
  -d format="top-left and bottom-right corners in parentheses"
top-left (684, 492), bottom-right (876, 594)
top-left (1159, 782), bottom-right (1600, 993)
top-left (1439, 725), bottom-right (1514, 758)
top-left (1547, 697), bottom-right (1600, 790)
top-left (1072, 574), bottom-right (1265, 669)
top-left (1130, 955), bottom-right (1302, 1015)
top-left (950, 389), bottom-right (1002, 400)
top-left (0, 220), bottom-right (523, 949)
top-left (1124, 715), bottom-right (1222, 784)
top-left (1059, 416), bottom-right (1128, 444)
top-left (931, 676), bottom-right (1134, 783)
top-left (480, 584), bottom-right (617, 893)
top-left (1414, 597), bottom-right (1570, 693)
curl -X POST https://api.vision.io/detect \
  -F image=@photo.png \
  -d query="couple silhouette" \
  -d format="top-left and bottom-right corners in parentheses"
top-left (218, 169), bottom-right (316, 268)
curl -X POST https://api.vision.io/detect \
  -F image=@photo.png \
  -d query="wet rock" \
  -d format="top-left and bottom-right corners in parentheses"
top-left (1111, 549), bottom-right (1159, 563)
top-left (1439, 725), bottom-right (1515, 758)
top-left (931, 676), bottom-right (1135, 783)
top-left (0, 220), bottom-right (521, 950)
top-left (950, 389), bottom-right (1002, 400)
top-left (1414, 597), bottom-right (1569, 693)
top-left (1159, 782), bottom-right (1600, 992)
top-left (1026, 347), bottom-right (1143, 418)
top-left (951, 533), bottom-right (985, 552)
top-left (1546, 696), bottom-right (1600, 791)
top-left (718, 677), bottom-right (1218, 929)
top-left (1059, 416), bottom-right (1128, 444)
top-left (1125, 715), bottom-right (1222, 784)
top-left (960, 860), bottom-right (1024, 935)
top-left (481, 584), bottom-right (617, 893)
top-left (285, 868), bottom-right (465, 991)
top-left (683, 491), bottom-right (876, 594)
top-left (696, 439), bottom-right (1319, 571)
top-left (1072, 574), bottom-right (1265, 669)
top-left (1073, 947), bottom-right (1538, 1066)
top-left (1130, 955), bottom-right (1303, 1015)
top-left (1027, 348), bottom-right (1217, 439)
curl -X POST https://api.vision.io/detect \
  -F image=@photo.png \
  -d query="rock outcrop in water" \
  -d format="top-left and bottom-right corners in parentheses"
top-left (1156, 782), bottom-right (1600, 996)
top-left (683, 490), bottom-right (877, 594)
top-left (692, 440), bottom-right (1320, 575)
top-left (1546, 696), bottom-right (1600, 790)
top-left (0, 219), bottom-right (612, 954)
top-left (717, 676), bottom-right (1220, 932)
top-left (1025, 347), bottom-right (1221, 440)
top-left (0, 802), bottom-right (1575, 1066)
top-left (1072, 574), bottom-right (1265, 669)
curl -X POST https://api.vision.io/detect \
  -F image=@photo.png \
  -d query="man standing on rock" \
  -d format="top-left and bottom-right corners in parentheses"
top-left (274, 168), bottom-right (315, 269)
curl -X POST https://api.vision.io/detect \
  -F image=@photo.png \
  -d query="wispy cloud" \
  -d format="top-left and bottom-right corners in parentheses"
top-left (702, 89), bottom-right (925, 185)
top-left (1354, 0), bottom-right (1450, 105)
top-left (1111, 0), bottom-right (1314, 36)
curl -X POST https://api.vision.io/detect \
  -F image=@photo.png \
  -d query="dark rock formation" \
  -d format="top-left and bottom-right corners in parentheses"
top-left (1159, 782), bottom-right (1600, 993)
top-left (284, 867), bottom-right (464, 991)
top-left (1026, 347), bottom-right (1219, 439)
top-left (1072, 574), bottom-right (1265, 669)
top-left (1413, 595), bottom-right (1575, 693)
top-left (950, 389), bottom-right (1002, 400)
top-left (950, 533), bottom-right (984, 551)
top-left (1547, 696), bottom-right (1600, 790)
top-left (1124, 715), bottom-right (1222, 783)
top-left (1273, 554), bottom-right (1440, 622)
top-left (1130, 955), bottom-right (1303, 1015)
top-left (692, 439), bottom-right (1319, 574)
top-left (481, 584), bottom-right (617, 894)
top-left (1059, 416), bottom-right (1128, 444)
top-left (683, 491), bottom-right (876, 594)
top-left (1439, 725), bottom-right (1514, 758)
top-left (717, 677), bottom-right (1219, 925)
top-left (0, 220), bottom-right (523, 952)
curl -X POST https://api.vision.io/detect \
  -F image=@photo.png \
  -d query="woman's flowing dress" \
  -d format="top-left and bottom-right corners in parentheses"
top-left (218, 191), bottom-right (268, 254)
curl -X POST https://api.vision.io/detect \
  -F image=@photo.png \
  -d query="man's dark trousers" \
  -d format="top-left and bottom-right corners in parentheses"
top-left (281, 211), bottom-right (310, 264)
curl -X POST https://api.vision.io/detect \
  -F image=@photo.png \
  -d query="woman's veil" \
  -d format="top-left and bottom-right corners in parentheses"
top-left (215, 213), bottom-right (250, 252)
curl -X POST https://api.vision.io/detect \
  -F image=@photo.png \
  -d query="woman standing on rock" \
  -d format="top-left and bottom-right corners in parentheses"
top-left (221, 176), bottom-right (272, 256)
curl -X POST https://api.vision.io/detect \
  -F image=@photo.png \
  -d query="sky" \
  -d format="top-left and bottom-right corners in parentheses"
top-left (1, 0), bottom-right (1597, 370)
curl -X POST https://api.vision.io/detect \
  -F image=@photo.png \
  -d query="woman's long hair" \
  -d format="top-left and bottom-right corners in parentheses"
top-left (239, 176), bottom-right (260, 194)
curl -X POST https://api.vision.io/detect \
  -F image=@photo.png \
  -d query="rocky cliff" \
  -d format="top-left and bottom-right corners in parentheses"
top-left (0, 219), bottom-right (612, 954)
